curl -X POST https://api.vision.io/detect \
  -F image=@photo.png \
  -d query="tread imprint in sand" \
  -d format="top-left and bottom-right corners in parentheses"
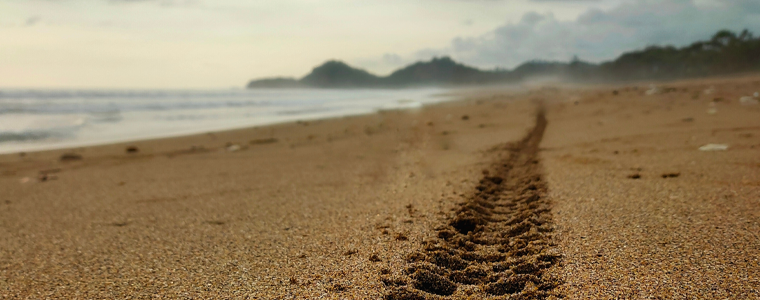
top-left (384, 110), bottom-right (562, 300)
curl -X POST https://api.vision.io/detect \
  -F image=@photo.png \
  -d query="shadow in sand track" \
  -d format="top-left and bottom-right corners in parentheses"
top-left (384, 108), bottom-right (563, 300)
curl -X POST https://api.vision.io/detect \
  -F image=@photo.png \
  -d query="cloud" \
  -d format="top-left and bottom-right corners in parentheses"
top-left (381, 53), bottom-right (405, 65)
top-left (435, 0), bottom-right (760, 69)
top-left (107, 0), bottom-right (199, 7)
top-left (530, 0), bottom-right (601, 2)
top-left (25, 16), bottom-right (41, 26)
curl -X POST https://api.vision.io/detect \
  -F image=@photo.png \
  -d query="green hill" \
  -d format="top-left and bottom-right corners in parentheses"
top-left (300, 61), bottom-right (381, 88)
top-left (384, 57), bottom-right (501, 86)
top-left (246, 29), bottom-right (760, 88)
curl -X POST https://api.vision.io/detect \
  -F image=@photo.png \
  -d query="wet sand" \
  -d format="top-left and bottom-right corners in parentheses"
top-left (1, 76), bottom-right (759, 299)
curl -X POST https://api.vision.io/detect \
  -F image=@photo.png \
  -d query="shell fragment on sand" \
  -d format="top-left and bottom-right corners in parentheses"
top-left (645, 84), bottom-right (659, 95)
top-left (739, 96), bottom-right (758, 105)
top-left (698, 144), bottom-right (729, 151)
top-left (707, 102), bottom-right (718, 114)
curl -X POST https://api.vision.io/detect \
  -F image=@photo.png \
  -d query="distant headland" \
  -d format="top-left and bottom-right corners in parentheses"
top-left (247, 29), bottom-right (760, 89)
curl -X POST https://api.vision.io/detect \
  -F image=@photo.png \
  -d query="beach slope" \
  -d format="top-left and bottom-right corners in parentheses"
top-left (1, 76), bottom-right (759, 299)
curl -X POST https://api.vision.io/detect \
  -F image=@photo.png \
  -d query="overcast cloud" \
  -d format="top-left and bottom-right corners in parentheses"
top-left (411, 0), bottom-right (760, 70)
top-left (1, 0), bottom-right (758, 88)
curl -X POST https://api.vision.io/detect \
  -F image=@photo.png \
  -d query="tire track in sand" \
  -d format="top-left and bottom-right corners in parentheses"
top-left (384, 109), bottom-right (562, 299)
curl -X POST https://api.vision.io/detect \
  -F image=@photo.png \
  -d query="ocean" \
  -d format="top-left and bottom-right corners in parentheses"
top-left (0, 88), bottom-right (450, 154)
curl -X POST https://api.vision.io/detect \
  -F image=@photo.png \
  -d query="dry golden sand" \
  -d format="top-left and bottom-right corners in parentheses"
top-left (0, 76), bottom-right (759, 299)
top-left (542, 76), bottom-right (760, 298)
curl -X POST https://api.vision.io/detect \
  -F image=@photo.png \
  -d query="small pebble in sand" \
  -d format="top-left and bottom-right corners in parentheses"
top-left (126, 146), bottom-right (139, 153)
top-left (19, 177), bottom-right (31, 184)
top-left (698, 144), bottom-right (729, 151)
top-left (38, 174), bottom-right (57, 182)
top-left (328, 283), bottom-right (348, 292)
top-left (250, 138), bottom-right (278, 145)
top-left (226, 144), bottom-right (241, 152)
top-left (627, 174), bottom-right (641, 179)
top-left (461, 115), bottom-right (470, 121)
top-left (661, 172), bottom-right (680, 178)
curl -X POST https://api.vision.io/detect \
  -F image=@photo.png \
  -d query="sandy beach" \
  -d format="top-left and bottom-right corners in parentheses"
top-left (1, 76), bottom-right (759, 299)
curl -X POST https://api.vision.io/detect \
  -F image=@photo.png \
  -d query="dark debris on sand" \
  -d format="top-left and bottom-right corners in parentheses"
top-left (59, 153), bottom-right (83, 162)
top-left (384, 110), bottom-right (562, 299)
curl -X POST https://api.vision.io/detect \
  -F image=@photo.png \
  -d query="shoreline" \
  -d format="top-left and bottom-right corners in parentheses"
top-left (0, 108), bottom-right (380, 156)
top-left (6, 72), bottom-right (757, 157)
top-left (0, 87), bottom-right (452, 156)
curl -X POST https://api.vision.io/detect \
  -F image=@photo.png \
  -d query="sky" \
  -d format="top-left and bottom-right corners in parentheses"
top-left (1, 0), bottom-right (759, 89)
